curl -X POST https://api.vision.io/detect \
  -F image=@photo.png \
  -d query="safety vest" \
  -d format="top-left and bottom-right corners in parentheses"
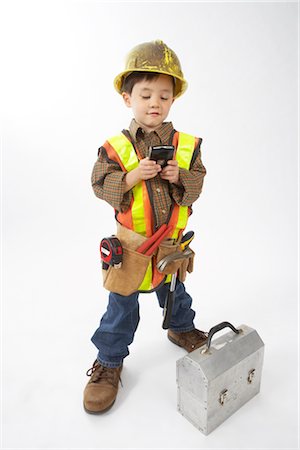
top-left (102, 130), bottom-right (198, 292)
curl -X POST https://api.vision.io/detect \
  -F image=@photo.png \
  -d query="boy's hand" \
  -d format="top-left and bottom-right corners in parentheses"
top-left (138, 157), bottom-right (162, 180)
top-left (124, 157), bottom-right (161, 192)
top-left (160, 160), bottom-right (179, 184)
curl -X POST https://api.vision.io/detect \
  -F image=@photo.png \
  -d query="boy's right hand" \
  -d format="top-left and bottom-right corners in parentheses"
top-left (124, 157), bottom-right (162, 193)
top-left (138, 157), bottom-right (162, 180)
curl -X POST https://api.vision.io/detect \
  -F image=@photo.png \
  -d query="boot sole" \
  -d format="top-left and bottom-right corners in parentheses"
top-left (167, 334), bottom-right (184, 348)
top-left (83, 399), bottom-right (116, 415)
top-left (167, 333), bottom-right (208, 352)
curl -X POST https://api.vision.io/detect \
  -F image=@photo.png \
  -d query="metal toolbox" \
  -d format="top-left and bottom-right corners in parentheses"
top-left (176, 322), bottom-right (264, 435)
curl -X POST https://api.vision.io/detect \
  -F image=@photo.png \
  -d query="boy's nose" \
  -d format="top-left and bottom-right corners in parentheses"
top-left (149, 96), bottom-right (160, 108)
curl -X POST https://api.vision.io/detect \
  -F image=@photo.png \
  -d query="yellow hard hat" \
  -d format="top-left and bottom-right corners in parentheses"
top-left (114, 40), bottom-right (188, 99)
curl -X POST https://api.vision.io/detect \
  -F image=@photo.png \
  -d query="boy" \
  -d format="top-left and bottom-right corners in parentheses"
top-left (84, 40), bottom-right (207, 414)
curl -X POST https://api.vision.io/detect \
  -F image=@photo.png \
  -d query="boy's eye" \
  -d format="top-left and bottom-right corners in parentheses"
top-left (140, 95), bottom-right (169, 100)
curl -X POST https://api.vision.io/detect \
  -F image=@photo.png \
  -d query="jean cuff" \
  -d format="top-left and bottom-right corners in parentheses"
top-left (97, 357), bottom-right (123, 369)
top-left (169, 325), bottom-right (195, 333)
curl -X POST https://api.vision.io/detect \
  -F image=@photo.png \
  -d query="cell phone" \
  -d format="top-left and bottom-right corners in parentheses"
top-left (149, 145), bottom-right (175, 168)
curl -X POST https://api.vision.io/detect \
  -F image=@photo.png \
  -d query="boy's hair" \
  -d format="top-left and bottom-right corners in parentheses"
top-left (121, 71), bottom-right (175, 95)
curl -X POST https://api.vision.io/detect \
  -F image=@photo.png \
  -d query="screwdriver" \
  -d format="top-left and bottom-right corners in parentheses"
top-left (180, 231), bottom-right (194, 250)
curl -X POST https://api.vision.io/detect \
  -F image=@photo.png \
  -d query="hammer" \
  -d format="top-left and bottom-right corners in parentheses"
top-left (157, 231), bottom-right (194, 329)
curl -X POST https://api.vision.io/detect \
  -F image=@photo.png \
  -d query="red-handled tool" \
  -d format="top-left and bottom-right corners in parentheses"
top-left (144, 225), bottom-right (173, 256)
top-left (136, 224), bottom-right (167, 254)
top-left (100, 236), bottom-right (123, 270)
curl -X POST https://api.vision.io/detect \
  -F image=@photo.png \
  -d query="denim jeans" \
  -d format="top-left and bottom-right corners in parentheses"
top-left (91, 280), bottom-right (196, 368)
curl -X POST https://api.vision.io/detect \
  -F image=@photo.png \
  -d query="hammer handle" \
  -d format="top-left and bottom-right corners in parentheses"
top-left (162, 272), bottom-right (177, 329)
top-left (162, 289), bottom-right (175, 329)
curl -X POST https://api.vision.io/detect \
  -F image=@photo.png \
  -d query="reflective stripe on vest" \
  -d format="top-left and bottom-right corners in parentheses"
top-left (107, 134), bottom-right (149, 236)
top-left (106, 131), bottom-right (196, 291)
top-left (170, 132), bottom-right (196, 239)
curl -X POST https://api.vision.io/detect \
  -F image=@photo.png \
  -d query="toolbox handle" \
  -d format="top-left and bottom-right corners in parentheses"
top-left (205, 321), bottom-right (241, 351)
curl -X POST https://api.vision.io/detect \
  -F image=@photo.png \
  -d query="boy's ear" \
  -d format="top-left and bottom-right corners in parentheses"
top-left (122, 92), bottom-right (131, 107)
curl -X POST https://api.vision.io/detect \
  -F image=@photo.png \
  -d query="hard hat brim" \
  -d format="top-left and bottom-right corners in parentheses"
top-left (114, 69), bottom-right (188, 99)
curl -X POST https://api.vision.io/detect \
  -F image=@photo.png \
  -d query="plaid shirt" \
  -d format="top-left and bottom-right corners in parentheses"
top-left (91, 119), bottom-right (206, 230)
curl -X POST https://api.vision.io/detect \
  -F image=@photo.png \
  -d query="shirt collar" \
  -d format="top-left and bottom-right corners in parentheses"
top-left (129, 118), bottom-right (174, 143)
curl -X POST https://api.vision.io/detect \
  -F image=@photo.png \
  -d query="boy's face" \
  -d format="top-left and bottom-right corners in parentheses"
top-left (122, 74), bottom-right (174, 133)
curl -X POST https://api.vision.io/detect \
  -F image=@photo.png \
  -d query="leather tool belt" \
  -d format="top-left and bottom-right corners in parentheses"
top-left (102, 223), bottom-right (195, 296)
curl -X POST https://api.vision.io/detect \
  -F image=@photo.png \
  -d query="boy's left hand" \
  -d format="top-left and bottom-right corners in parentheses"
top-left (160, 160), bottom-right (180, 184)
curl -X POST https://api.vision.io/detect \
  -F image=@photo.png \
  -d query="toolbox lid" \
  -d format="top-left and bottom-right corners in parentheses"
top-left (181, 325), bottom-right (264, 381)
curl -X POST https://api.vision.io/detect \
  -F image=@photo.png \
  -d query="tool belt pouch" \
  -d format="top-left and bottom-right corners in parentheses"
top-left (103, 248), bottom-right (151, 296)
top-left (102, 224), bottom-right (151, 296)
top-left (156, 241), bottom-right (185, 275)
top-left (178, 249), bottom-right (195, 282)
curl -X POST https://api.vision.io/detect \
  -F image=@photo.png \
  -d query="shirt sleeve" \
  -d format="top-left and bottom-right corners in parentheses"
top-left (170, 140), bottom-right (206, 206)
top-left (91, 147), bottom-right (133, 212)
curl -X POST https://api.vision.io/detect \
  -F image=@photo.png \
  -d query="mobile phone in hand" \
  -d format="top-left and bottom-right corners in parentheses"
top-left (149, 145), bottom-right (175, 168)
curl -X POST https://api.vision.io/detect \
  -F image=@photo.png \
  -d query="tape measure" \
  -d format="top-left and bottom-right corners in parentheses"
top-left (100, 236), bottom-right (123, 269)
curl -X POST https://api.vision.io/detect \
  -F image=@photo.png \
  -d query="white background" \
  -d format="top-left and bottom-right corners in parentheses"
top-left (1, 1), bottom-right (298, 449)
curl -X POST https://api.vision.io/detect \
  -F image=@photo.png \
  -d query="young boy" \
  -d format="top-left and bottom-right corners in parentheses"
top-left (84, 40), bottom-right (207, 414)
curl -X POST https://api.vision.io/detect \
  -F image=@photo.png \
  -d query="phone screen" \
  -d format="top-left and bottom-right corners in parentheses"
top-left (149, 145), bottom-right (175, 168)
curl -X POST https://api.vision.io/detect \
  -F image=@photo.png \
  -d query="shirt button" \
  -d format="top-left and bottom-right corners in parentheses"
top-left (156, 188), bottom-right (161, 193)
top-left (162, 209), bottom-right (166, 214)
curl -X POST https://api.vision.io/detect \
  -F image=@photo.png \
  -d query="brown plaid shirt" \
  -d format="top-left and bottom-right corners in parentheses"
top-left (91, 119), bottom-right (206, 230)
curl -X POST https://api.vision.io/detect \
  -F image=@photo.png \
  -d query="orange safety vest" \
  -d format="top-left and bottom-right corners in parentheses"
top-left (103, 130), bottom-right (199, 291)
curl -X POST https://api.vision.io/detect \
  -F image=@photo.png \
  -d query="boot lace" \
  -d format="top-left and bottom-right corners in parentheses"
top-left (86, 361), bottom-right (123, 387)
top-left (183, 329), bottom-right (208, 349)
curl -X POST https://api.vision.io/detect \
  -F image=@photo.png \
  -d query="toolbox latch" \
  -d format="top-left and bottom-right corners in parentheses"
top-left (247, 369), bottom-right (256, 384)
top-left (219, 389), bottom-right (228, 406)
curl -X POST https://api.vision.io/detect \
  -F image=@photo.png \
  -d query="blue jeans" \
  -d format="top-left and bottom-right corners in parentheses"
top-left (91, 280), bottom-right (196, 368)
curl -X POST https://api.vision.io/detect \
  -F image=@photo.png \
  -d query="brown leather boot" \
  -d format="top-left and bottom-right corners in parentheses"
top-left (168, 328), bottom-right (208, 352)
top-left (83, 360), bottom-right (122, 414)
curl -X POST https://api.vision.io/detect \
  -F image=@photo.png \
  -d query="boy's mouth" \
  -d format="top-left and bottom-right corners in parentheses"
top-left (148, 112), bottom-right (160, 117)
